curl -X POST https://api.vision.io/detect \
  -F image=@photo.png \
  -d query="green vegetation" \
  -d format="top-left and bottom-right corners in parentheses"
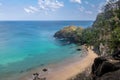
top-left (54, 0), bottom-right (120, 55)
top-left (82, 0), bottom-right (120, 55)
top-left (110, 27), bottom-right (120, 51)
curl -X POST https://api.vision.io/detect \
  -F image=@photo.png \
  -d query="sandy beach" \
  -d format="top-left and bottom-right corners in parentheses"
top-left (18, 46), bottom-right (98, 80)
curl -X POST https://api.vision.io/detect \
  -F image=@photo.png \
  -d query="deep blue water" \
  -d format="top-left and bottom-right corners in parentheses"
top-left (0, 21), bottom-right (93, 79)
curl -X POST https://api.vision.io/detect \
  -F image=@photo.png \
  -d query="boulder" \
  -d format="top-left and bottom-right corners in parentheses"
top-left (91, 57), bottom-right (120, 80)
top-left (97, 70), bottom-right (120, 80)
top-left (77, 48), bottom-right (81, 51)
top-left (42, 68), bottom-right (48, 72)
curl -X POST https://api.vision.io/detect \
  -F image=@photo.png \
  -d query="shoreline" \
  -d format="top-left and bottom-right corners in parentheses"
top-left (18, 46), bottom-right (98, 80)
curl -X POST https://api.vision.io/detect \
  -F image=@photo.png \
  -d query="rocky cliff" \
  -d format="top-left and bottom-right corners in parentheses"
top-left (91, 51), bottom-right (120, 80)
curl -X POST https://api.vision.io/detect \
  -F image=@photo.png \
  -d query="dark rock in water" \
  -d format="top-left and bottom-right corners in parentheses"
top-left (33, 73), bottom-right (40, 80)
top-left (42, 68), bottom-right (48, 72)
top-left (33, 72), bottom-right (46, 80)
top-left (33, 73), bottom-right (39, 76)
top-left (91, 57), bottom-right (120, 80)
top-left (77, 48), bottom-right (81, 51)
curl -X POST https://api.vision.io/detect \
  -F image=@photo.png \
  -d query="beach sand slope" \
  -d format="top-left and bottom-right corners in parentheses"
top-left (20, 47), bottom-right (98, 80)
top-left (40, 48), bottom-right (97, 80)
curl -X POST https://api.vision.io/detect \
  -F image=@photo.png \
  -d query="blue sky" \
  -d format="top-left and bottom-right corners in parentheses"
top-left (0, 0), bottom-right (108, 20)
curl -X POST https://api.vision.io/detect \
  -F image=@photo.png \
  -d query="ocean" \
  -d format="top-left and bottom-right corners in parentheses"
top-left (0, 21), bottom-right (93, 80)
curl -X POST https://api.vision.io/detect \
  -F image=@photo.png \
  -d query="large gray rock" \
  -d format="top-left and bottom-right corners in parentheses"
top-left (91, 57), bottom-right (120, 80)
top-left (97, 70), bottom-right (120, 80)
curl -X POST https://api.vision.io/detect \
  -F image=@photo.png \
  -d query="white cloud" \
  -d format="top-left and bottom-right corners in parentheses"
top-left (24, 6), bottom-right (38, 14)
top-left (84, 1), bottom-right (95, 8)
top-left (38, 0), bottom-right (64, 11)
top-left (85, 11), bottom-right (93, 14)
top-left (70, 0), bottom-right (82, 4)
top-left (106, 0), bottom-right (109, 2)
top-left (78, 6), bottom-right (93, 14)
top-left (29, 6), bottom-right (39, 11)
top-left (106, 0), bottom-right (118, 3)
top-left (24, 0), bottom-right (64, 14)
top-left (98, 2), bottom-right (105, 13)
top-left (24, 8), bottom-right (34, 13)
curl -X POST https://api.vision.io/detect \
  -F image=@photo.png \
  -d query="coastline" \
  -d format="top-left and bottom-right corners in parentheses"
top-left (17, 46), bottom-right (98, 80)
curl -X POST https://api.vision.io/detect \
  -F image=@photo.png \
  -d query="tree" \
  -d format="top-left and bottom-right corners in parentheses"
top-left (110, 27), bottom-right (120, 51)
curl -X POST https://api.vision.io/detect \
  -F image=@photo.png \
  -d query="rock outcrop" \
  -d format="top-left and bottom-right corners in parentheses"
top-left (91, 51), bottom-right (120, 80)
top-left (54, 26), bottom-right (77, 39)
top-left (54, 26), bottom-right (83, 43)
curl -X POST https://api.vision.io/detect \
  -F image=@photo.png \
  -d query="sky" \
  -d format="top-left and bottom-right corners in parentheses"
top-left (0, 0), bottom-right (108, 21)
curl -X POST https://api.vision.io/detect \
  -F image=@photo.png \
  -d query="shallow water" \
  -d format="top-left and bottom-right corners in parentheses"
top-left (0, 21), bottom-right (93, 80)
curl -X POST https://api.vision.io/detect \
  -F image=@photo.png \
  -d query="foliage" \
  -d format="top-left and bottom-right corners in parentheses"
top-left (77, 0), bottom-right (120, 54)
top-left (110, 27), bottom-right (120, 50)
top-left (54, 0), bottom-right (120, 55)
top-left (89, 0), bottom-right (120, 54)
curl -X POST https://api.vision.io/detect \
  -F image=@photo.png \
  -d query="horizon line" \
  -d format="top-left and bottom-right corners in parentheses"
top-left (0, 20), bottom-right (95, 21)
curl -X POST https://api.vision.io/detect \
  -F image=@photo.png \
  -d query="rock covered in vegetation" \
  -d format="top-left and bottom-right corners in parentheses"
top-left (54, 26), bottom-right (77, 39)
top-left (54, 26), bottom-right (83, 43)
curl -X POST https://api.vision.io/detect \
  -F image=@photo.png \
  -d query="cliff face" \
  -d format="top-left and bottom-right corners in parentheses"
top-left (88, 1), bottom-right (120, 79)
top-left (91, 0), bottom-right (120, 55)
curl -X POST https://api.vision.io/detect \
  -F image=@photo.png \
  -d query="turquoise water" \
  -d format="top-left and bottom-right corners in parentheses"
top-left (0, 21), bottom-right (93, 79)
